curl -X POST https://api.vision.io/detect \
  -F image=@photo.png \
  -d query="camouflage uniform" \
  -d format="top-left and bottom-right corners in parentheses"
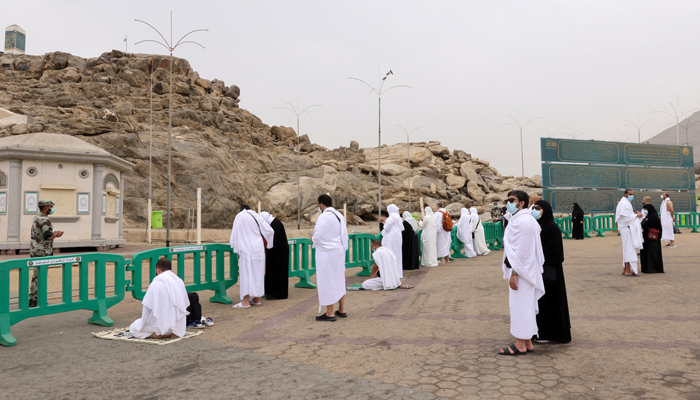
top-left (29, 210), bottom-right (54, 305)
top-left (490, 205), bottom-right (503, 221)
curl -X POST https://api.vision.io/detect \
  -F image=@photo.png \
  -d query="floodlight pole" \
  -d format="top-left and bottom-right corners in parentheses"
top-left (135, 12), bottom-right (208, 248)
top-left (565, 127), bottom-right (585, 140)
top-left (533, 121), bottom-right (568, 138)
top-left (392, 123), bottom-right (424, 213)
top-left (678, 112), bottom-right (700, 146)
top-left (624, 113), bottom-right (653, 143)
top-left (275, 99), bottom-right (323, 230)
top-left (348, 70), bottom-right (411, 222)
top-left (502, 111), bottom-right (543, 189)
top-left (651, 98), bottom-right (700, 146)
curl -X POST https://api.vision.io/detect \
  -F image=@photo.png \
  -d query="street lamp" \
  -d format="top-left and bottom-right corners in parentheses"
top-left (533, 121), bottom-right (568, 138)
top-left (623, 113), bottom-right (653, 143)
top-left (348, 69), bottom-right (411, 222)
top-left (564, 127), bottom-right (585, 140)
top-left (391, 123), bottom-right (424, 213)
top-left (501, 111), bottom-right (543, 189)
top-left (274, 98), bottom-right (322, 230)
top-left (651, 98), bottom-right (699, 146)
top-left (678, 112), bottom-right (700, 146)
top-left (135, 12), bottom-right (208, 248)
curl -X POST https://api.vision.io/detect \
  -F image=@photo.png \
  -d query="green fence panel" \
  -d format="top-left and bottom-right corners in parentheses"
top-left (483, 221), bottom-right (503, 250)
top-left (592, 215), bottom-right (618, 237)
top-left (557, 217), bottom-right (573, 239)
top-left (583, 216), bottom-right (594, 238)
top-left (450, 226), bottom-right (465, 258)
top-left (672, 213), bottom-right (700, 232)
top-left (127, 244), bottom-right (237, 304)
top-left (417, 229), bottom-right (423, 265)
top-left (346, 233), bottom-right (376, 276)
top-left (0, 253), bottom-right (127, 347)
top-left (288, 238), bottom-right (316, 288)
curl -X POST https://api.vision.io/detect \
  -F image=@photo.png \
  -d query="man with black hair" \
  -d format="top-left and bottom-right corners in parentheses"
top-left (130, 258), bottom-right (190, 339)
top-left (312, 194), bottom-right (349, 321)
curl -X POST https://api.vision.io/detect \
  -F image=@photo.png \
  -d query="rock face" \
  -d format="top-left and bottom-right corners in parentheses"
top-left (0, 49), bottom-right (542, 228)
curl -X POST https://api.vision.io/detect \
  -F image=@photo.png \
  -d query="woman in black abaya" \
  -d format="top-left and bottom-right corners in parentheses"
top-left (641, 204), bottom-right (664, 274)
top-left (401, 212), bottom-right (420, 270)
top-left (261, 212), bottom-right (290, 299)
top-left (534, 200), bottom-right (572, 343)
top-left (571, 203), bottom-right (585, 240)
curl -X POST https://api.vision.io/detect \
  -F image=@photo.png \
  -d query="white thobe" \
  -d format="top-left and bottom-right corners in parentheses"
top-left (230, 210), bottom-right (275, 300)
top-left (502, 210), bottom-right (545, 340)
top-left (660, 199), bottom-right (675, 242)
top-left (470, 209), bottom-right (490, 256)
top-left (382, 205), bottom-right (404, 278)
top-left (130, 270), bottom-right (189, 338)
top-left (435, 209), bottom-right (451, 258)
top-left (615, 197), bottom-right (643, 274)
top-left (420, 208), bottom-right (439, 267)
top-left (313, 207), bottom-right (349, 312)
top-left (362, 247), bottom-right (401, 290)
top-left (456, 208), bottom-right (477, 258)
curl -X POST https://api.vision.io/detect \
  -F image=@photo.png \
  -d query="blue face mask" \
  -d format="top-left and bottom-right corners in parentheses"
top-left (48, 208), bottom-right (55, 215)
top-left (531, 209), bottom-right (541, 220)
top-left (627, 195), bottom-right (634, 202)
top-left (642, 209), bottom-right (648, 217)
top-left (507, 202), bottom-right (518, 214)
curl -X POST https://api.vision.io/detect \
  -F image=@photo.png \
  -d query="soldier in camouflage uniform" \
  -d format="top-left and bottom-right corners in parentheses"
top-left (29, 199), bottom-right (64, 307)
top-left (490, 202), bottom-right (503, 221)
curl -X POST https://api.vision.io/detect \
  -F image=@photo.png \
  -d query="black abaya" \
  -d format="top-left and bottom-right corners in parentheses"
top-left (535, 200), bottom-right (572, 343)
top-left (641, 205), bottom-right (664, 274)
top-left (264, 218), bottom-right (290, 299)
top-left (571, 204), bottom-right (585, 239)
top-left (401, 221), bottom-right (420, 270)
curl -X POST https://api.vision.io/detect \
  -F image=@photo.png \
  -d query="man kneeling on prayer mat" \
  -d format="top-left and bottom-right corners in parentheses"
top-left (130, 258), bottom-right (189, 339)
top-left (362, 240), bottom-right (402, 290)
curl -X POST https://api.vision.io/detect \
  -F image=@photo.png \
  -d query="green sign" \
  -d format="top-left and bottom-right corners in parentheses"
top-left (544, 189), bottom-right (697, 213)
top-left (542, 164), bottom-right (695, 190)
top-left (540, 138), bottom-right (694, 168)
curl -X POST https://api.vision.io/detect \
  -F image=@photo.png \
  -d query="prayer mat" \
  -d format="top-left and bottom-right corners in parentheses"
top-left (346, 283), bottom-right (398, 291)
top-left (92, 327), bottom-right (203, 345)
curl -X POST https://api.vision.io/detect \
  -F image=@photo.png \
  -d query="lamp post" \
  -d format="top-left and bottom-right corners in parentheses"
top-left (623, 113), bottom-right (653, 143)
top-left (274, 99), bottom-right (322, 230)
top-left (348, 69), bottom-right (410, 222)
top-left (502, 111), bottom-right (543, 189)
top-left (651, 98), bottom-right (700, 146)
top-left (678, 112), bottom-right (700, 146)
top-left (533, 121), bottom-right (568, 138)
top-left (135, 12), bottom-right (208, 248)
top-left (564, 127), bottom-right (585, 140)
top-left (391, 123), bottom-right (424, 213)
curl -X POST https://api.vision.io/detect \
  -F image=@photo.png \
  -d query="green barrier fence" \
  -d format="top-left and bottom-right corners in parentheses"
top-left (592, 215), bottom-right (618, 237)
top-left (483, 221), bottom-right (503, 250)
top-left (557, 217), bottom-right (573, 239)
top-left (583, 216), bottom-right (594, 238)
top-left (450, 227), bottom-right (465, 258)
top-left (673, 212), bottom-right (700, 233)
top-left (127, 244), bottom-right (238, 304)
top-left (346, 233), bottom-right (376, 276)
top-left (287, 238), bottom-right (316, 288)
top-left (0, 253), bottom-right (128, 347)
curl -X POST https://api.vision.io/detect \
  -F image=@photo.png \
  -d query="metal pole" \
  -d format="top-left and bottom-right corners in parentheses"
top-left (297, 115), bottom-right (301, 230)
top-left (167, 49), bottom-right (172, 248)
top-left (149, 61), bottom-right (153, 199)
top-left (407, 134), bottom-right (411, 213)
top-left (676, 118), bottom-right (680, 146)
top-left (378, 95), bottom-right (382, 223)
top-left (520, 127), bottom-right (525, 189)
top-left (196, 188), bottom-right (201, 245)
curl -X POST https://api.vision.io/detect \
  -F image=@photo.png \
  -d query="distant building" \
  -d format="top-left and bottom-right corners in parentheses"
top-left (4, 24), bottom-right (25, 55)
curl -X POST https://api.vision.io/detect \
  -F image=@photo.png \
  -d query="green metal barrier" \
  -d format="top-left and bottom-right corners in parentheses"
top-left (483, 221), bottom-right (503, 250)
top-left (0, 253), bottom-right (127, 347)
top-left (583, 216), bottom-right (594, 238)
top-left (673, 212), bottom-right (700, 232)
top-left (288, 238), bottom-right (316, 288)
top-left (556, 217), bottom-right (573, 239)
top-left (592, 215), bottom-right (618, 237)
top-left (417, 229), bottom-right (423, 265)
top-left (127, 244), bottom-right (237, 304)
top-left (346, 233), bottom-right (376, 276)
top-left (450, 226), bottom-right (466, 258)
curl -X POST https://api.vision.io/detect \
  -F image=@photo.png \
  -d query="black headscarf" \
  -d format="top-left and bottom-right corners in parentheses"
top-left (535, 200), bottom-right (555, 227)
top-left (642, 203), bottom-right (662, 235)
top-left (643, 203), bottom-right (658, 218)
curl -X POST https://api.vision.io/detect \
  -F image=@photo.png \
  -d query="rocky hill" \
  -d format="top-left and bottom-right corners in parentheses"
top-left (647, 110), bottom-right (700, 161)
top-left (0, 49), bottom-right (541, 228)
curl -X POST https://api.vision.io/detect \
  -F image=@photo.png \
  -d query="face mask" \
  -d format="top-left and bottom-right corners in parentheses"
top-left (48, 208), bottom-right (55, 215)
top-left (507, 202), bottom-right (518, 214)
top-left (531, 209), bottom-right (541, 220)
top-left (661, 195), bottom-right (664, 200)
top-left (627, 195), bottom-right (634, 202)
top-left (317, 207), bottom-right (322, 214)
top-left (642, 209), bottom-right (648, 217)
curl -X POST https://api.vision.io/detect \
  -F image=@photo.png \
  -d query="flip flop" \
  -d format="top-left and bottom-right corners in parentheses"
top-left (251, 301), bottom-right (262, 306)
top-left (399, 284), bottom-right (414, 289)
top-left (232, 302), bottom-right (251, 309)
top-left (498, 344), bottom-right (527, 356)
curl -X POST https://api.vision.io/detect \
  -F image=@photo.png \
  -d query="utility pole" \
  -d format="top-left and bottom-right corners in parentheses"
top-left (502, 111), bottom-right (543, 189)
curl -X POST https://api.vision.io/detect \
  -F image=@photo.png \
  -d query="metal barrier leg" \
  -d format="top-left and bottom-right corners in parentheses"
top-left (209, 280), bottom-right (233, 304)
top-left (295, 270), bottom-right (317, 288)
top-left (88, 298), bottom-right (114, 327)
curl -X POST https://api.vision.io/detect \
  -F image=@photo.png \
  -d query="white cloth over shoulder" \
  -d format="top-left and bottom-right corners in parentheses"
top-left (260, 211), bottom-right (274, 225)
top-left (230, 210), bottom-right (275, 300)
top-left (616, 197), bottom-right (643, 274)
top-left (660, 198), bottom-right (675, 242)
top-left (435, 208), bottom-right (451, 258)
top-left (382, 204), bottom-right (404, 278)
top-left (130, 270), bottom-right (189, 338)
top-left (456, 208), bottom-right (477, 258)
top-left (313, 207), bottom-right (349, 312)
top-left (363, 247), bottom-right (401, 290)
top-left (419, 207), bottom-right (438, 267)
top-left (471, 207), bottom-right (490, 256)
top-left (502, 210), bottom-right (545, 340)
top-left (403, 211), bottom-right (419, 232)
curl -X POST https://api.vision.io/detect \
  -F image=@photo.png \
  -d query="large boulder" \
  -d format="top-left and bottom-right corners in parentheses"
top-left (271, 126), bottom-right (297, 142)
top-left (460, 161), bottom-right (487, 189)
top-left (445, 173), bottom-right (466, 189)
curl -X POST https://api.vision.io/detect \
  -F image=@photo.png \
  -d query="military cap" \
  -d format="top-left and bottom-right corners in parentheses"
top-left (38, 199), bottom-right (55, 207)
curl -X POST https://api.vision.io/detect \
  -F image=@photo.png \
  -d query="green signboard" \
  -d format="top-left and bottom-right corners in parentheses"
top-left (540, 138), bottom-right (694, 168)
top-left (542, 164), bottom-right (695, 190)
top-left (544, 189), bottom-right (697, 213)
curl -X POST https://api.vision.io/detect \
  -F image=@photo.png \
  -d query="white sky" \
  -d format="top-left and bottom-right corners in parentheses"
top-left (4, 1), bottom-right (700, 177)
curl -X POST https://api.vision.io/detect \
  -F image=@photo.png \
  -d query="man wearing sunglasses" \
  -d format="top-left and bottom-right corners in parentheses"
top-left (499, 190), bottom-right (545, 356)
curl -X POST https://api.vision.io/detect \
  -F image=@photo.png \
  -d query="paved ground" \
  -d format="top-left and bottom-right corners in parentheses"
top-left (2, 232), bottom-right (700, 399)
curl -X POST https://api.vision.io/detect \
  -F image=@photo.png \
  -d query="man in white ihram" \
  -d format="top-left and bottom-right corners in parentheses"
top-left (660, 192), bottom-right (676, 248)
top-left (419, 207), bottom-right (439, 267)
top-left (498, 190), bottom-right (544, 355)
top-left (230, 205), bottom-right (274, 308)
top-left (313, 194), bottom-right (349, 322)
top-left (130, 258), bottom-right (189, 339)
top-left (381, 204), bottom-right (404, 278)
top-left (616, 189), bottom-right (644, 277)
top-left (435, 203), bottom-right (451, 263)
top-left (470, 207), bottom-right (491, 256)
top-left (456, 207), bottom-right (477, 258)
top-left (361, 240), bottom-right (402, 290)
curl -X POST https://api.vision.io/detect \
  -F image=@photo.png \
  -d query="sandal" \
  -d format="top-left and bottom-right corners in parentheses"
top-left (232, 302), bottom-right (251, 309)
top-left (399, 284), bottom-right (414, 289)
top-left (498, 344), bottom-right (527, 356)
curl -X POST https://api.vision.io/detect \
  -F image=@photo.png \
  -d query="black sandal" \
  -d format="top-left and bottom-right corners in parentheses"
top-left (498, 344), bottom-right (527, 356)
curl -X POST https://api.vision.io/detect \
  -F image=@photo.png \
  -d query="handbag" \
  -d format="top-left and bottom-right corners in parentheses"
top-left (648, 228), bottom-right (659, 241)
top-left (542, 265), bottom-right (557, 285)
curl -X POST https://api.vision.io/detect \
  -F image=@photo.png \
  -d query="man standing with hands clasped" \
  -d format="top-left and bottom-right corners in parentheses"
top-left (29, 199), bottom-right (65, 308)
top-left (660, 193), bottom-right (676, 248)
top-left (499, 190), bottom-right (545, 355)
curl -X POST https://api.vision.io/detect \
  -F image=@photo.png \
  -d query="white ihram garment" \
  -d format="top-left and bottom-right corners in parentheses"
top-left (313, 207), bottom-right (349, 312)
top-left (456, 207), bottom-right (477, 258)
top-left (362, 247), bottom-right (401, 290)
top-left (435, 208), bottom-right (451, 258)
top-left (420, 207), bottom-right (438, 267)
top-left (130, 270), bottom-right (190, 338)
top-left (502, 210), bottom-right (545, 340)
top-left (615, 197), bottom-right (643, 274)
top-left (660, 198), bottom-right (675, 242)
top-left (382, 204), bottom-right (404, 278)
top-left (471, 208), bottom-right (491, 256)
top-left (230, 210), bottom-right (275, 300)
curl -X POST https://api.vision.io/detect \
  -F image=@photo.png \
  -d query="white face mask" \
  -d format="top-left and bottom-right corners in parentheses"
top-left (317, 207), bottom-right (322, 214)
top-left (660, 195), bottom-right (664, 200)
